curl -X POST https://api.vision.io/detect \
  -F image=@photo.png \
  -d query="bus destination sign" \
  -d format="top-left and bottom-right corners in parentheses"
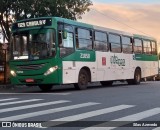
top-left (18, 20), bottom-right (47, 28)
top-left (13, 18), bottom-right (52, 29)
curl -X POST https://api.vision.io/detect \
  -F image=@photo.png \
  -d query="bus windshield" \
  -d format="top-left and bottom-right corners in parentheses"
top-left (12, 29), bottom-right (56, 60)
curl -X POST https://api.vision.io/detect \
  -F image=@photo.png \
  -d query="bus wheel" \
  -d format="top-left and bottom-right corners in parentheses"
top-left (133, 69), bottom-right (141, 85)
top-left (100, 81), bottom-right (113, 86)
top-left (127, 69), bottom-right (141, 85)
top-left (74, 69), bottom-right (88, 90)
top-left (39, 85), bottom-right (53, 92)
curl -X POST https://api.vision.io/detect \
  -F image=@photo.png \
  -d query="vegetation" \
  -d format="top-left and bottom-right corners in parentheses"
top-left (0, 0), bottom-right (93, 42)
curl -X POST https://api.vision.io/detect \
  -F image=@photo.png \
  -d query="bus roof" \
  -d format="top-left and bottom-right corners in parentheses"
top-left (133, 34), bottom-right (156, 41)
top-left (54, 17), bottom-right (156, 40)
top-left (54, 17), bottom-right (133, 36)
top-left (13, 16), bottom-right (156, 41)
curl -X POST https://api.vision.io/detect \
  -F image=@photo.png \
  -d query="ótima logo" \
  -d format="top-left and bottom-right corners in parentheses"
top-left (110, 55), bottom-right (125, 66)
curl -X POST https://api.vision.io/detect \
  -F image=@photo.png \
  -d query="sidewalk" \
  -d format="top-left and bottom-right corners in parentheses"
top-left (0, 84), bottom-right (40, 93)
top-left (0, 84), bottom-right (14, 89)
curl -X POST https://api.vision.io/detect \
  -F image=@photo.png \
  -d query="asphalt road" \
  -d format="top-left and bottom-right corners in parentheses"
top-left (0, 81), bottom-right (160, 130)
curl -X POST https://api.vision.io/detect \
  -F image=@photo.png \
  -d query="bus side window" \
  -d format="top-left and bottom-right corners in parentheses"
top-left (58, 24), bottom-right (74, 57)
top-left (76, 28), bottom-right (93, 50)
top-left (94, 31), bottom-right (108, 52)
top-left (134, 38), bottom-right (142, 54)
top-left (151, 41), bottom-right (157, 55)
top-left (109, 33), bottom-right (121, 53)
top-left (143, 40), bottom-right (151, 55)
top-left (122, 36), bottom-right (133, 54)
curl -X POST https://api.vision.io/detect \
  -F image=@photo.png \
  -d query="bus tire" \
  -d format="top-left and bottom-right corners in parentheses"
top-left (74, 69), bottom-right (88, 90)
top-left (39, 85), bottom-right (53, 92)
top-left (100, 81), bottom-right (113, 86)
top-left (133, 69), bottom-right (141, 85)
top-left (128, 69), bottom-right (141, 85)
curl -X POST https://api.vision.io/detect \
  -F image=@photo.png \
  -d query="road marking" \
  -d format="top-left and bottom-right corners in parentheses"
top-left (0, 99), bottom-right (43, 106)
top-left (82, 108), bottom-right (160, 130)
top-left (0, 98), bottom-right (19, 102)
top-left (0, 102), bottom-right (99, 121)
top-left (42, 105), bottom-right (134, 127)
top-left (0, 93), bottom-right (70, 95)
top-left (0, 100), bottom-right (70, 113)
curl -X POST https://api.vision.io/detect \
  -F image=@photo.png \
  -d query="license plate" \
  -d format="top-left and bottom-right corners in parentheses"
top-left (26, 79), bottom-right (34, 83)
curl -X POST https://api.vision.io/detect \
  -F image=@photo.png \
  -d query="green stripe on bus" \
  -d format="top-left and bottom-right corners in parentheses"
top-left (62, 50), bottom-right (96, 62)
top-left (134, 54), bottom-right (158, 61)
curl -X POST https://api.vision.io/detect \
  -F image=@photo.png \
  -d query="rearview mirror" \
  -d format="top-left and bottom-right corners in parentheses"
top-left (63, 30), bottom-right (67, 39)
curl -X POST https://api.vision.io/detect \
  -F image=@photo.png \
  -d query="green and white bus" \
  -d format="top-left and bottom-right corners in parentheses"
top-left (9, 17), bottom-right (158, 91)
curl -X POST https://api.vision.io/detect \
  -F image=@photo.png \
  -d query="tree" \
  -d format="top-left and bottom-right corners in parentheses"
top-left (0, 0), bottom-right (12, 42)
top-left (0, 0), bottom-right (93, 42)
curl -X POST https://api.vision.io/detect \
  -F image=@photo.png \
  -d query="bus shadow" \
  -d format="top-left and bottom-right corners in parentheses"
top-left (27, 82), bottom-right (131, 93)
top-left (6, 81), bottom-right (154, 94)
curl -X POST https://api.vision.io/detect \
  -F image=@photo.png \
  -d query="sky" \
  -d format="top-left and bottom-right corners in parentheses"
top-left (79, 0), bottom-right (160, 42)
top-left (93, 0), bottom-right (160, 4)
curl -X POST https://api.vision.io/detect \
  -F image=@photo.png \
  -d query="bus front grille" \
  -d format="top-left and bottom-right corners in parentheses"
top-left (17, 64), bottom-right (45, 70)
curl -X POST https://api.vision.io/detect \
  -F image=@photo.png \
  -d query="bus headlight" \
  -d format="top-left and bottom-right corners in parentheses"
top-left (10, 70), bottom-right (16, 77)
top-left (44, 66), bottom-right (58, 76)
